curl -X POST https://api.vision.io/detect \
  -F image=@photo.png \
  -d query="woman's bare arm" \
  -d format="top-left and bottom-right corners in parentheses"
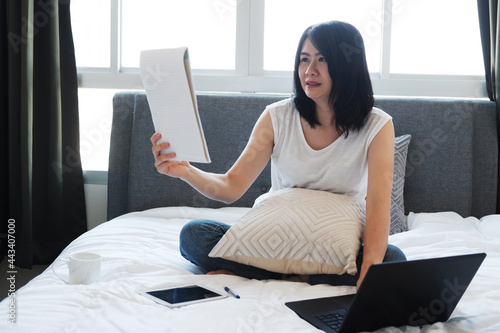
top-left (151, 109), bottom-right (274, 204)
top-left (357, 120), bottom-right (395, 288)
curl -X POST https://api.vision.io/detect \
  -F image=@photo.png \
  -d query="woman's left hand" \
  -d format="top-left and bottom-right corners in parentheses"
top-left (356, 264), bottom-right (370, 290)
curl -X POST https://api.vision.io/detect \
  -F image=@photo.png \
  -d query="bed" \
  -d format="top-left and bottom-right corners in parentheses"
top-left (1, 92), bottom-right (498, 332)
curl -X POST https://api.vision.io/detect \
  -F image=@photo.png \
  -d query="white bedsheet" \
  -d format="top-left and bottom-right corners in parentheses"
top-left (1, 208), bottom-right (499, 333)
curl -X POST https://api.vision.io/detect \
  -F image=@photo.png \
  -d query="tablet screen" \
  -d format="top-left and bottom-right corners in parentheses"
top-left (144, 285), bottom-right (225, 305)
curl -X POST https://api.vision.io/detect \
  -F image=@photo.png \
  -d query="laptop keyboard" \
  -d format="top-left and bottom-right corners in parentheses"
top-left (315, 309), bottom-right (348, 331)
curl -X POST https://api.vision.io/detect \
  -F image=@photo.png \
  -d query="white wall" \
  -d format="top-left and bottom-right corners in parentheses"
top-left (84, 183), bottom-right (108, 229)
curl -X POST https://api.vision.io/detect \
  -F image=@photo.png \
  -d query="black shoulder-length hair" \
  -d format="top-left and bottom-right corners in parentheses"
top-left (293, 21), bottom-right (374, 137)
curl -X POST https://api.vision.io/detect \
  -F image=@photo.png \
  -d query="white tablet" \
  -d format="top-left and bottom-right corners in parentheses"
top-left (140, 284), bottom-right (227, 308)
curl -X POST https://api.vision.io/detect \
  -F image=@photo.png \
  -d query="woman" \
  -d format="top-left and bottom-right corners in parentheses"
top-left (151, 21), bottom-right (406, 288)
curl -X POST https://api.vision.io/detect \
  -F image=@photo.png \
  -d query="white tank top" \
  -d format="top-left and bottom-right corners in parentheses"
top-left (266, 98), bottom-right (392, 201)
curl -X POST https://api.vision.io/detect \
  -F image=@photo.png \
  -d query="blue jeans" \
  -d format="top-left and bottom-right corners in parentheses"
top-left (179, 219), bottom-right (407, 286)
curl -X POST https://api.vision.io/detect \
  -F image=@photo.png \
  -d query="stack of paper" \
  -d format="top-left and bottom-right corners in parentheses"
top-left (140, 47), bottom-right (211, 163)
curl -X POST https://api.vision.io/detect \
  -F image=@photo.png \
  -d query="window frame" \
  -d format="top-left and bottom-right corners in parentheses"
top-left (76, 0), bottom-right (488, 98)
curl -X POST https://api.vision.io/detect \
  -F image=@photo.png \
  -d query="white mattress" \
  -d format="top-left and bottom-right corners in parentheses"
top-left (1, 207), bottom-right (499, 332)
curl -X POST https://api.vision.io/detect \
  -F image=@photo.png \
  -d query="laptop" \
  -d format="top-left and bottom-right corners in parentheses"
top-left (286, 253), bottom-right (486, 333)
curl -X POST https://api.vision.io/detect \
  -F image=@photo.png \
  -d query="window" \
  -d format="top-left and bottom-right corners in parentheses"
top-left (77, 88), bottom-right (120, 171)
top-left (263, 0), bottom-right (383, 73)
top-left (71, 0), bottom-right (486, 171)
top-left (390, 0), bottom-right (484, 76)
top-left (71, 0), bottom-right (110, 68)
top-left (121, 0), bottom-right (237, 70)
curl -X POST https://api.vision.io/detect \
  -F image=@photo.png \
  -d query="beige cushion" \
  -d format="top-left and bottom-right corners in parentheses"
top-left (208, 188), bottom-right (365, 275)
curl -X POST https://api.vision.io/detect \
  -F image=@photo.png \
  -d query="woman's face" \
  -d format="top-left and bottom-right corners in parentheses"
top-left (298, 37), bottom-right (332, 106)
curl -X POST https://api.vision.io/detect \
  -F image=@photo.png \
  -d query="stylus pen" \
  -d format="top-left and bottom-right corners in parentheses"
top-left (224, 286), bottom-right (240, 299)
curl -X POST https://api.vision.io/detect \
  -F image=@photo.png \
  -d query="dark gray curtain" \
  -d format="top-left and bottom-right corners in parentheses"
top-left (477, 0), bottom-right (500, 213)
top-left (1, 0), bottom-right (87, 268)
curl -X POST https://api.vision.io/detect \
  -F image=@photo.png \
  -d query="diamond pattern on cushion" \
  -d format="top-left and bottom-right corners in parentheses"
top-left (209, 188), bottom-right (366, 275)
top-left (390, 134), bottom-right (411, 234)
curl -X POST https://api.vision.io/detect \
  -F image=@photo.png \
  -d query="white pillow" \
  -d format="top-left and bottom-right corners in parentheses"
top-left (209, 188), bottom-right (366, 275)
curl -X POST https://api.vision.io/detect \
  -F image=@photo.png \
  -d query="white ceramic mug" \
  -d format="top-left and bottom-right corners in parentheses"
top-left (52, 252), bottom-right (101, 285)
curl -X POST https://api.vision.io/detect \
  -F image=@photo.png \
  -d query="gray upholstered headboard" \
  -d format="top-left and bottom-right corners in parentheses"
top-left (108, 92), bottom-right (498, 220)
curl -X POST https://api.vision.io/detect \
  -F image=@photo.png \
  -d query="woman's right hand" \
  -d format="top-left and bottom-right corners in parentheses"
top-left (150, 133), bottom-right (190, 179)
